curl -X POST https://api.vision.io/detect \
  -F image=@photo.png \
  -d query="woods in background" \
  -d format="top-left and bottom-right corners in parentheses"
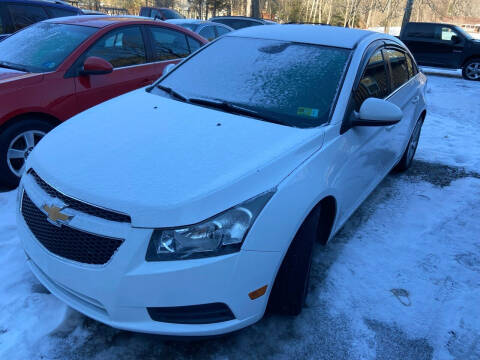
top-left (76, 0), bottom-right (480, 29)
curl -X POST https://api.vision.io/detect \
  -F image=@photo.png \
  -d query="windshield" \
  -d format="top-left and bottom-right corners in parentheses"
top-left (0, 22), bottom-right (96, 73)
top-left (453, 25), bottom-right (473, 40)
top-left (152, 37), bottom-right (351, 128)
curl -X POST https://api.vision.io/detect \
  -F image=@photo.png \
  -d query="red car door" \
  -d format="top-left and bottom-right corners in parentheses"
top-left (74, 25), bottom-right (159, 114)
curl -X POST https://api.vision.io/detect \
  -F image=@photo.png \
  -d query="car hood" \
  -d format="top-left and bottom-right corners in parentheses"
top-left (28, 89), bottom-right (324, 227)
top-left (0, 68), bottom-right (43, 85)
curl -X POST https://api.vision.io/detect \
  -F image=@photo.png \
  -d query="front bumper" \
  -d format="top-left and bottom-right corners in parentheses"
top-left (17, 185), bottom-right (282, 336)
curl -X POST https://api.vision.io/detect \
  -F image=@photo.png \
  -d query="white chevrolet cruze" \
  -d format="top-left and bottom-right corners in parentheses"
top-left (17, 25), bottom-right (426, 336)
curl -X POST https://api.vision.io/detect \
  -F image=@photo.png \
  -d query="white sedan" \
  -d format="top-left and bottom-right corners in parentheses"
top-left (17, 25), bottom-right (427, 336)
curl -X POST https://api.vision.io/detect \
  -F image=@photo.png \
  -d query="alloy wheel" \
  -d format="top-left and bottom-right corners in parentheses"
top-left (465, 61), bottom-right (480, 80)
top-left (6, 130), bottom-right (46, 177)
top-left (407, 121), bottom-right (422, 164)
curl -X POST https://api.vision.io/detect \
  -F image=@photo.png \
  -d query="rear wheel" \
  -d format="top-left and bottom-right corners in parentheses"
top-left (268, 206), bottom-right (320, 315)
top-left (462, 58), bottom-right (480, 81)
top-left (394, 117), bottom-right (424, 172)
top-left (0, 118), bottom-right (54, 188)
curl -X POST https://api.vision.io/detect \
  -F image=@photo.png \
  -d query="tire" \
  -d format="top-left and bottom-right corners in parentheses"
top-left (0, 118), bottom-right (54, 188)
top-left (393, 117), bottom-right (424, 173)
top-left (268, 206), bottom-right (320, 316)
top-left (462, 58), bottom-right (480, 81)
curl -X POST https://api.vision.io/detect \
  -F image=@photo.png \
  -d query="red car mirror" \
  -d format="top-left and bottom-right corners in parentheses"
top-left (82, 56), bottom-right (113, 75)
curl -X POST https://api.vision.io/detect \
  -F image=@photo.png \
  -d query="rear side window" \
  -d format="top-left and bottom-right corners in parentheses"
top-left (384, 49), bottom-right (410, 91)
top-left (406, 23), bottom-right (435, 39)
top-left (216, 26), bottom-right (230, 36)
top-left (187, 36), bottom-right (202, 53)
top-left (355, 50), bottom-right (389, 109)
top-left (213, 19), bottom-right (258, 30)
top-left (199, 26), bottom-right (216, 41)
top-left (405, 53), bottom-right (418, 78)
top-left (149, 26), bottom-right (190, 61)
top-left (85, 26), bottom-right (146, 68)
top-left (8, 4), bottom-right (48, 31)
top-left (47, 7), bottom-right (78, 18)
top-left (0, 12), bottom-right (4, 34)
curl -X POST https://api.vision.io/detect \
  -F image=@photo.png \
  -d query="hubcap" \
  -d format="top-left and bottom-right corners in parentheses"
top-left (407, 121), bottom-right (422, 163)
top-left (6, 130), bottom-right (46, 177)
top-left (465, 62), bottom-right (480, 80)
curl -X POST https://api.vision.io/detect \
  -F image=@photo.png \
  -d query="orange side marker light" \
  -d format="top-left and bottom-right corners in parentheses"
top-left (249, 285), bottom-right (268, 300)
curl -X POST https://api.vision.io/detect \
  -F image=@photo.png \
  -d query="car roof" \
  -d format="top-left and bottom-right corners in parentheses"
top-left (210, 16), bottom-right (265, 22)
top-left (167, 19), bottom-right (205, 25)
top-left (167, 19), bottom-right (228, 27)
top-left (229, 24), bottom-right (378, 49)
top-left (45, 15), bottom-right (161, 28)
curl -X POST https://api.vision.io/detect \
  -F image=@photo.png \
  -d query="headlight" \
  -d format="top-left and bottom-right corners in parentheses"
top-left (146, 190), bottom-right (275, 261)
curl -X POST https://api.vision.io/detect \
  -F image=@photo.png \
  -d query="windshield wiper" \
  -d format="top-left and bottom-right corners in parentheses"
top-left (0, 61), bottom-right (29, 72)
top-left (156, 84), bottom-right (188, 102)
top-left (188, 98), bottom-right (286, 126)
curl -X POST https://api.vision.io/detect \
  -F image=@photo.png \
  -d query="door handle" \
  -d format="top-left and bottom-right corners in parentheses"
top-left (411, 96), bottom-right (420, 104)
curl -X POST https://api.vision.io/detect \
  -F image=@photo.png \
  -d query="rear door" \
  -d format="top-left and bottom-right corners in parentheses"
top-left (402, 23), bottom-right (437, 66)
top-left (73, 25), bottom-right (156, 113)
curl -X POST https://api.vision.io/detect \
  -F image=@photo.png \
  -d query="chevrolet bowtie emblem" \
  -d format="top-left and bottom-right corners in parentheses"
top-left (42, 204), bottom-right (72, 226)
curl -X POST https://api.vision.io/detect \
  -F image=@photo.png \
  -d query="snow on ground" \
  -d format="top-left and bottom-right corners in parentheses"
top-left (1, 72), bottom-right (480, 359)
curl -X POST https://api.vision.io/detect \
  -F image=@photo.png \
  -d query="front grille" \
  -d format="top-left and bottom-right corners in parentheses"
top-left (147, 303), bottom-right (235, 324)
top-left (29, 170), bottom-right (131, 223)
top-left (21, 191), bottom-right (123, 265)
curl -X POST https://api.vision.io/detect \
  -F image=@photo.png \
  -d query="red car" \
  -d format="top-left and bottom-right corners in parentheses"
top-left (0, 16), bottom-right (207, 187)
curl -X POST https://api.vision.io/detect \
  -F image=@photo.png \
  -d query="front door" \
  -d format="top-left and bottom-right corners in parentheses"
top-left (429, 25), bottom-right (465, 68)
top-left (74, 26), bottom-right (158, 114)
top-left (336, 49), bottom-right (393, 223)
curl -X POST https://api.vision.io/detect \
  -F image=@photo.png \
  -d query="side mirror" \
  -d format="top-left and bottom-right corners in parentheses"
top-left (82, 56), bottom-right (113, 75)
top-left (451, 35), bottom-right (461, 44)
top-left (353, 98), bottom-right (403, 127)
top-left (162, 63), bottom-right (176, 76)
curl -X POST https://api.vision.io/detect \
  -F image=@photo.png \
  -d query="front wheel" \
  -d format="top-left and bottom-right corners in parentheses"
top-left (462, 58), bottom-right (480, 81)
top-left (267, 206), bottom-right (320, 315)
top-left (393, 117), bottom-right (424, 172)
top-left (0, 118), bottom-right (54, 188)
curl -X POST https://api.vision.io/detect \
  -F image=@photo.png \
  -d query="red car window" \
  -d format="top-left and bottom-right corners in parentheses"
top-left (84, 26), bottom-right (146, 68)
top-left (148, 26), bottom-right (190, 61)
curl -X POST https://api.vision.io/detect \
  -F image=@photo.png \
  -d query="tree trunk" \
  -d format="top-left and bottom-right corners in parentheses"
top-left (344, 0), bottom-right (350, 27)
top-left (326, 0), bottom-right (332, 24)
top-left (365, 0), bottom-right (375, 28)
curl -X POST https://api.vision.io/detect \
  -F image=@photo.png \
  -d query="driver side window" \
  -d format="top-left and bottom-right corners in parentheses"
top-left (355, 49), bottom-right (389, 110)
top-left (439, 26), bottom-right (459, 42)
top-left (84, 26), bottom-right (146, 68)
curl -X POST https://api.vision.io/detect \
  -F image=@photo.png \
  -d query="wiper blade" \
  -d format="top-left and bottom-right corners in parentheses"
top-left (0, 61), bottom-right (29, 72)
top-left (156, 84), bottom-right (188, 102)
top-left (188, 98), bottom-right (286, 126)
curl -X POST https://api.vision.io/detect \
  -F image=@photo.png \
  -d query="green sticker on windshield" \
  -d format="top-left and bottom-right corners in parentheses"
top-left (297, 107), bottom-right (319, 117)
